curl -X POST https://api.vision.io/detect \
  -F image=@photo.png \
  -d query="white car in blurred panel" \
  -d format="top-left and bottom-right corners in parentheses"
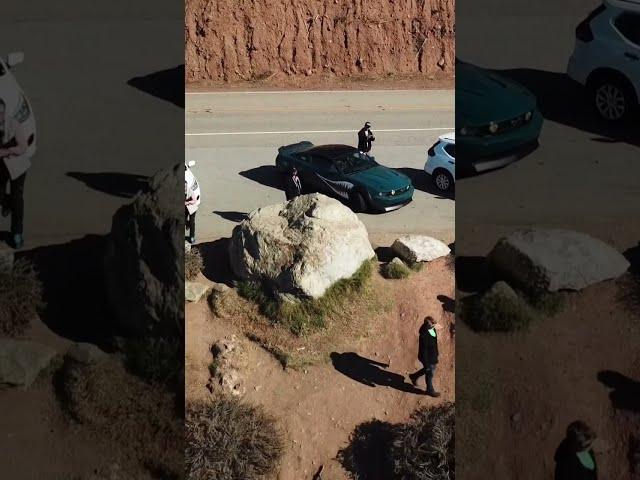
top-left (0, 52), bottom-right (36, 156)
top-left (424, 132), bottom-right (455, 194)
top-left (567, 0), bottom-right (640, 122)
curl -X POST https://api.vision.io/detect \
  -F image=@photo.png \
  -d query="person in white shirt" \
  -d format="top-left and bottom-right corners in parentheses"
top-left (0, 98), bottom-right (30, 249)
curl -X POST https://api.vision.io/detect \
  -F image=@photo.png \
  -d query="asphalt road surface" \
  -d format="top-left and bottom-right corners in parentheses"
top-left (0, 2), bottom-right (182, 251)
top-left (185, 89), bottom-right (455, 244)
top-left (456, 0), bottom-right (640, 236)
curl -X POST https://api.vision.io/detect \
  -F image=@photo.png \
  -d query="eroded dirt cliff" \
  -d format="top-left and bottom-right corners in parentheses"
top-left (185, 0), bottom-right (455, 83)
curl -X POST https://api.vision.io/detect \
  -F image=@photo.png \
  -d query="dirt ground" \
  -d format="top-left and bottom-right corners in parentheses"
top-left (456, 221), bottom-right (640, 480)
top-left (185, 234), bottom-right (456, 479)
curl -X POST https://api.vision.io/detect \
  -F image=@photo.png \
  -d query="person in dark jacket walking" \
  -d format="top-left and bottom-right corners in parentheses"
top-left (554, 421), bottom-right (598, 480)
top-left (357, 121), bottom-right (375, 153)
top-left (284, 166), bottom-right (302, 201)
top-left (408, 316), bottom-right (441, 397)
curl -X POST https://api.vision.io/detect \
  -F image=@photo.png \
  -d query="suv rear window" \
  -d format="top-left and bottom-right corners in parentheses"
top-left (444, 143), bottom-right (456, 158)
top-left (614, 12), bottom-right (640, 46)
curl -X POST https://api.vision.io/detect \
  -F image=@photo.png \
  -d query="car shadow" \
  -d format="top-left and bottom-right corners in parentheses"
top-left (127, 65), bottom-right (184, 108)
top-left (495, 68), bottom-right (640, 148)
top-left (67, 172), bottom-right (149, 198)
top-left (213, 211), bottom-right (247, 223)
top-left (330, 352), bottom-right (424, 395)
top-left (239, 165), bottom-right (284, 191)
top-left (395, 167), bottom-right (454, 199)
top-left (196, 238), bottom-right (235, 287)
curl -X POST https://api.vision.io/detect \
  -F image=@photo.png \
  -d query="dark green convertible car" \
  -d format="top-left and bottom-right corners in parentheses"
top-left (456, 59), bottom-right (544, 174)
top-left (275, 142), bottom-right (414, 212)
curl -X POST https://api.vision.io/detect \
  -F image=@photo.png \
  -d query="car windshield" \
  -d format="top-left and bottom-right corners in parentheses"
top-left (335, 152), bottom-right (377, 174)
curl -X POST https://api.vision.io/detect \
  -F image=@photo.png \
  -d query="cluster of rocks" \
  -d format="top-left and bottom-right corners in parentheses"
top-left (207, 336), bottom-right (247, 397)
top-left (382, 235), bottom-right (451, 277)
top-left (0, 339), bottom-right (107, 389)
top-left (471, 229), bottom-right (630, 330)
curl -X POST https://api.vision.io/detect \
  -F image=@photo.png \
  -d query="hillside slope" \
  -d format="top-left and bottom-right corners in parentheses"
top-left (185, 0), bottom-right (455, 83)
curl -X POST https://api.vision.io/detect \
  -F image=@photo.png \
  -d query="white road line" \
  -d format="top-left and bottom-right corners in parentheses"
top-left (185, 127), bottom-right (454, 136)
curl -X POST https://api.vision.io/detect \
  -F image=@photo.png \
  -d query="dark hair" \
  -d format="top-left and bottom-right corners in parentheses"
top-left (424, 316), bottom-right (435, 327)
top-left (566, 421), bottom-right (595, 451)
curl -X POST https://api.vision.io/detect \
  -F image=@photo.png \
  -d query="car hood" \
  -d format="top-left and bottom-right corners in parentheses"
top-left (456, 61), bottom-right (537, 125)
top-left (348, 165), bottom-right (411, 192)
top-left (0, 70), bottom-right (21, 112)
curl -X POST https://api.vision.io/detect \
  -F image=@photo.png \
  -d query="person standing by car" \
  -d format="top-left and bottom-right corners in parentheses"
top-left (284, 166), bottom-right (302, 201)
top-left (0, 98), bottom-right (31, 249)
top-left (357, 121), bottom-right (375, 153)
top-left (408, 316), bottom-right (441, 397)
top-left (554, 421), bottom-right (598, 480)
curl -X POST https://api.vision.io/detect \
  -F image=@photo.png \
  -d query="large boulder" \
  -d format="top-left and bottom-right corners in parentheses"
top-left (488, 229), bottom-right (630, 292)
top-left (104, 164), bottom-right (183, 336)
top-left (0, 339), bottom-right (56, 387)
top-left (229, 194), bottom-right (375, 298)
top-left (392, 235), bottom-right (451, 264)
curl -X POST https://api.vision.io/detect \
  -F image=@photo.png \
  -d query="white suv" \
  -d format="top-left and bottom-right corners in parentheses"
top-left (0, 52), bottom-right (37, 155)
top-left (567, 0), bottom-right (640, 122)
top-left (424, 132), bottom-right (455, 193)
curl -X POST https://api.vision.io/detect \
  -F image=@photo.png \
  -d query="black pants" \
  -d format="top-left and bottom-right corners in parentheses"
top-left (411, 362), bottom-right (437, 394)
top-left (0, 163), bottom-right (26, 234)
top-left (186, 208), bottom-right (196, 238)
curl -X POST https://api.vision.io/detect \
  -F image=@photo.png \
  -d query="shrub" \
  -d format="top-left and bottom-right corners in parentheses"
top-left (185, 248), bottom-right (203, 281)
top-left (382, 259), bottom-right (412, 279)
top-left (467, 281), bottom-right (535, 332)
top-left (186, 397), bottom-right (284, 480)
top-left (391, 403), bottom-right (455, 480)
top-left (57, 359), bottom-right (183, 477)
top-left (339, 403), bottom-right (455, 480)
top-left (238, 259), bottom-right (374, 336)
top-left (0, 258), bottom-right (44, 336)
top-left (123, 335), bottom-right (183, 389)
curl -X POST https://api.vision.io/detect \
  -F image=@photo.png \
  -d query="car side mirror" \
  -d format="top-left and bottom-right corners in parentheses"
top-left (187, 160), bottom-right (196, 167)
top-left (7, 52), bottom-right (24, 68)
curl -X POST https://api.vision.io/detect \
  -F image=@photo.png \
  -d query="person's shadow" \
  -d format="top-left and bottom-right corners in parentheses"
top-left (330, 352), bottom-right (423, 394)
top-left (598, 370), bottom-right (640, 413)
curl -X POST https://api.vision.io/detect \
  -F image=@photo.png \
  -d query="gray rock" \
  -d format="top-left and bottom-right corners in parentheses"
top-left (389, 257), bottom-right (407, 269)
top-left (209, 336), bottom-right (247, 396)
top-left (488, 229), bottom-right (630, 292)
top-left (104, 165), bottom-right (182, 336)
top-left (229, 193), bottom-right (375, 298)
top-left (0, 339), bottom-right (56, 387)
top-left (185, 281), bottom-right (211, 303)
top-left (66, 342), bottom-right (107, 365)
top-left (391, 235), bottom-right (450, 264)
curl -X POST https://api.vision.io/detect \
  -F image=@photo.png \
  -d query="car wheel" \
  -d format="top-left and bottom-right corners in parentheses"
top-left (349, 191), bottom-right (367, 213)
top-left (433, 169), bottom-right (454, 193)
top-left (591, 77), bottom-right (635, 122)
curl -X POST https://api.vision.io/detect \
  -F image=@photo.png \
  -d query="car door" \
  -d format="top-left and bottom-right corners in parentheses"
top-left (294, 153), bottom-right (315, 190)
top-left (612, 11), bottom-right (640, 97)
top-left (311, 155), bottom-right (350, 199)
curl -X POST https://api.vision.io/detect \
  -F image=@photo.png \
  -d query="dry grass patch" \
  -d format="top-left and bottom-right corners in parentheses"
top-left (185, 248), bottom-right (204, 281)
top-left (211, 261), bottom-right (392, 369)
top-left (186, 396), bottom-right (284, 480)
top-left (0, 258), bottom-right (44, 336)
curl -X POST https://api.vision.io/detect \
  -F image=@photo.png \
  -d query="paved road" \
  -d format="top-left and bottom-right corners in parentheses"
top-left (185, 90), bottom-right (455, 244)
top-left (0, 2), bottom-right (182, 250)
top-left (456, 0), bottom-right (640, 238)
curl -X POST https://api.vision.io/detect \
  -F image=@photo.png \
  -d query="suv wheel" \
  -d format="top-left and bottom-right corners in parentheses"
top-left (433, 169), bottom-right (454, 193)
top-left (591, 77), bottom-right (635, 122)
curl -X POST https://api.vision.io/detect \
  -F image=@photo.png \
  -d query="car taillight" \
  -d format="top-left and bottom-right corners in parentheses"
top-left (428, 141), bottom-right (440, 157)
top-left (576, 20), bottom-right (594, 42)
top-left (575, 4), bottom-right (606, 43)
